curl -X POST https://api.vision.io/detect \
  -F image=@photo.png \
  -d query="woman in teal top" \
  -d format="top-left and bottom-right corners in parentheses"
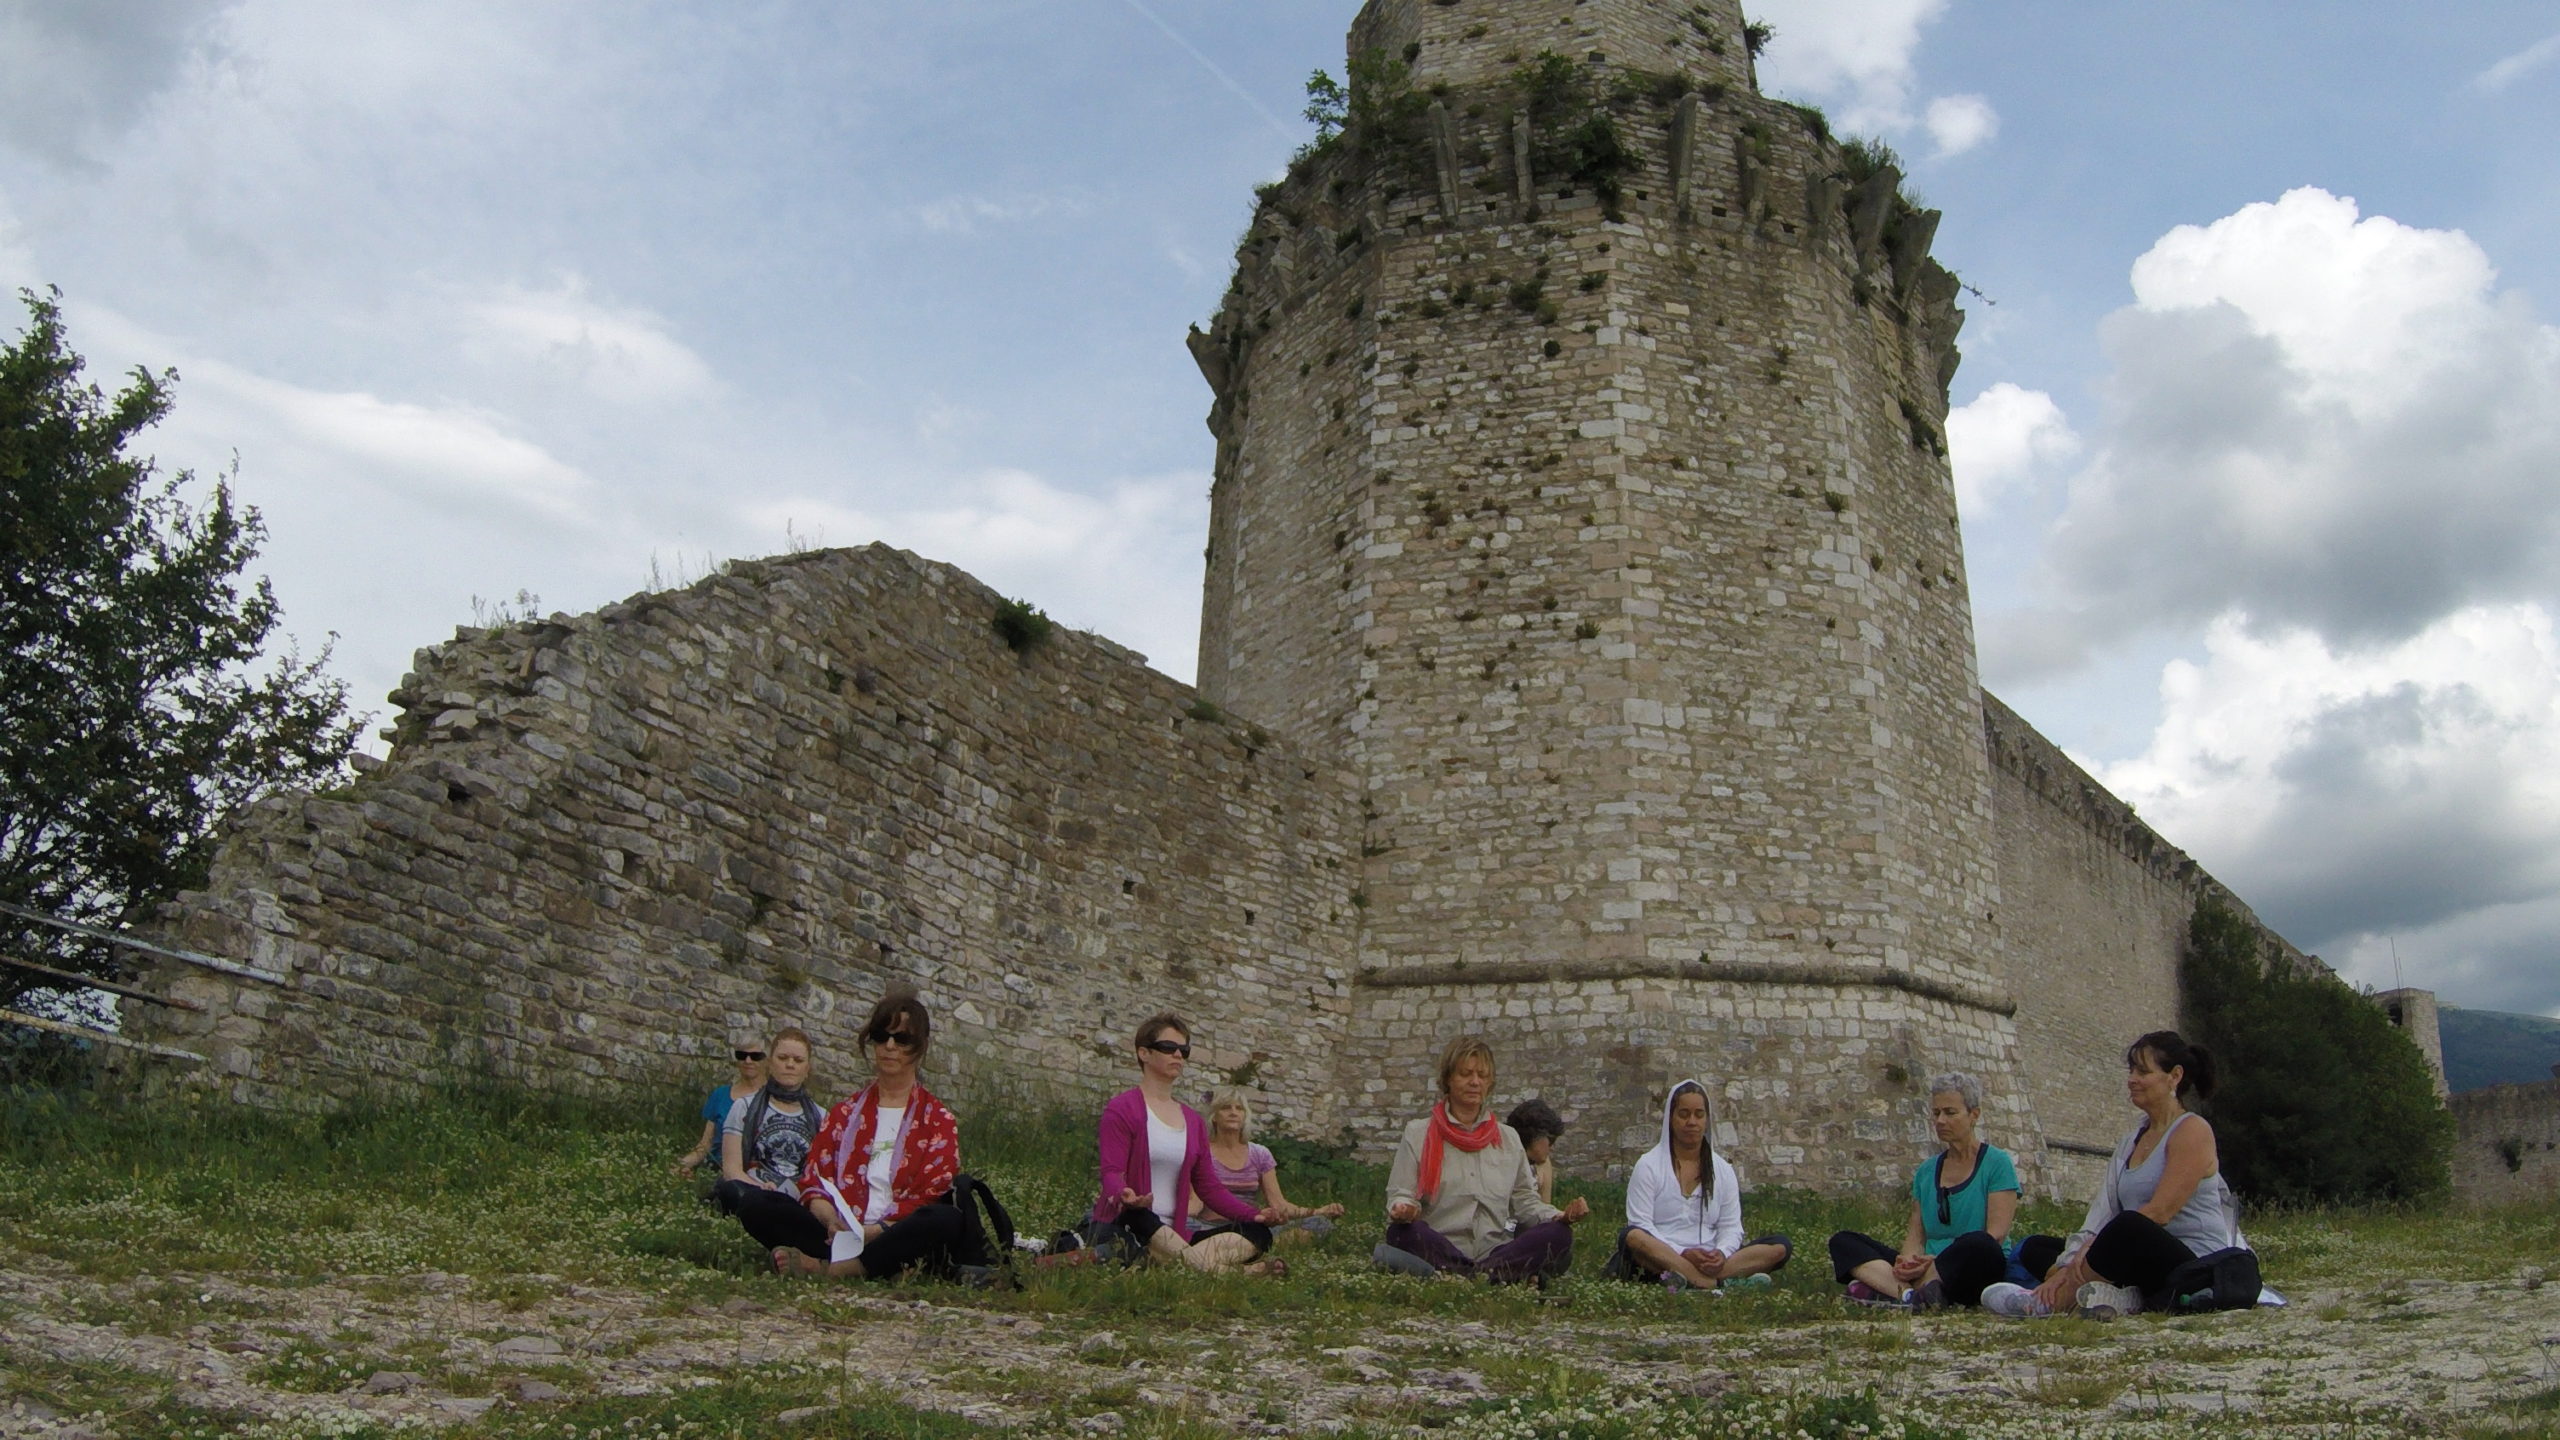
top-left (1825, 1073), bottom-right (2045, 1308)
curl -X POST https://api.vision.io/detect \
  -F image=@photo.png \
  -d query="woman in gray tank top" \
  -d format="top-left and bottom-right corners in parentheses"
top-left (1983, 1030), bottom-right (2244, 1320)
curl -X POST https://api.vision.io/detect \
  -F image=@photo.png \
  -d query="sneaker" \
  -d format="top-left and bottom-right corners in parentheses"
top-left (1372, 1243), bottom-right (1438, 1279)
top-left (1906, 1279), bottom-right (1948, 1312)
top-left (1664, 1272), bottom-right (1695, 1295)
top-left (1843, 1280), bottom-right (1899, 1307)
top-left (1722, 1272), bottom-right (1774, 1293)
top-left (1296, 1215), bottom-right (1337, 1239)
top-left (2076, 1281), bottom-right (2142, 1321)
top-left (1981, 1282), bottom-right (2052, 1319)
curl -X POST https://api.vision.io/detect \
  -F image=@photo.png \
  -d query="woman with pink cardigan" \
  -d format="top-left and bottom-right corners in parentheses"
top-left (1090, 1012), bottom-right (1284, 1274)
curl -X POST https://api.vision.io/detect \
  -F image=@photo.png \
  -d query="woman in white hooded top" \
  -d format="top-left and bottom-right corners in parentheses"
top-left (1610, 1080), bottom-right (1794, 1292)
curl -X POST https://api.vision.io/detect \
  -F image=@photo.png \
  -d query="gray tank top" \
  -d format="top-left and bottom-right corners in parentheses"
top-left (2113, 1112), bottom-right (2235, 1255)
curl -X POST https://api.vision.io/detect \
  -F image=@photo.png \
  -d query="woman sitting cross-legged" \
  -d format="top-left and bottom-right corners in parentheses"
top-left (675, 1036), bottom-right (767, 1178)
top-left (711, 1027), bottom-right (826, 1264)
top-left (1826, 1072), bottom-right (2049, 1309)
top-left (1610, 1079), bottom-right (1792, 1293)
top-left (790, 990), bottom-right (972, 1281)
top-left (1093, 1013), bottom-right (1286, 1275)
top-left (1983, 1030), bottom-right (2247, 1320)
top-left (1192, 1087), bottom-right (1344, 1237)
top-left (1376, 1037), bottom-right (1589, 1283)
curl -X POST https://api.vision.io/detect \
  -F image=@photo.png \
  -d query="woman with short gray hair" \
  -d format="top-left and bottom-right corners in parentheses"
top-left (1824, 1072), bottom-right (2040, 1308)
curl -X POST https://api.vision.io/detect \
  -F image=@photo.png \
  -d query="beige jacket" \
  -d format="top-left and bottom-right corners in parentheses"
top-left (1385, 1117), bottom-right (1561, 1261)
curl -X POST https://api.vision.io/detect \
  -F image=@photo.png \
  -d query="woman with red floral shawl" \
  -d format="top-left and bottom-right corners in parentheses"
top-left (1376, 1036), bottom-right (1589, 1282)
top-left (790, 990), bottom-right (969, 1280)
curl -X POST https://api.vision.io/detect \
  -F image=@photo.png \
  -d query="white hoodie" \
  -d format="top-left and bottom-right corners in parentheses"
top-left (1624, 1079), bottom-right (1742, 1255)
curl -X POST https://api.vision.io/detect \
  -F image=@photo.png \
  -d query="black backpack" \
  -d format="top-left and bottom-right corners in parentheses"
top-left (945, 1172), bottom-right (1016, 1267)
top-left (2155, 1246), bottom-right (2262, 1312)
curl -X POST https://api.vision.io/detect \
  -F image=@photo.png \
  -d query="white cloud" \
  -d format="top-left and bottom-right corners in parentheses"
top-left (2008, 188), bottom-right (2560, 661)
top-left (1923, 93), bottom-right (1998, 157)
top-left (1947, 382), bottom-right (2076, 515)
top-left (909, 192), bottom-right (1089, 237)
top-left (184, 360), bottom-right (597, 526)
top-left (2474, 32), bottom-right (2560, 94)
top-left (2096, 605), bottom-right (2560, 1012)
top-left (1746, 0), bottom-right (1947, 133)
top-left (744, 467), bottom-right (1209, 676)
top-left (464, 278), bottom-right (716, 407)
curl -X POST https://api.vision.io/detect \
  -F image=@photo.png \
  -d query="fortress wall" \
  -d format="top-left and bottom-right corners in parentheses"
top-left (137, 546), bottom-right (1362, 1131)
top-left (1350, 0), bottom-right (1755, 94)
top-left (1981, 693), bottom-right (2314, 1196)
top-left (2449, 1076), bottom-right (2560, 1209)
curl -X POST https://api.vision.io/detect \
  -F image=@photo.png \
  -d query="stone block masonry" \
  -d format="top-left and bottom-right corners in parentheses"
top-left (138, 546), bottom-right (1363, 1133)
top-left (2449, 1072), bottom-right (2560, 1210)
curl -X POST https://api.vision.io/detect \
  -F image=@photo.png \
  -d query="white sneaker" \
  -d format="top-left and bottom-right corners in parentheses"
top-left (2076, 1281), bottom-right (2142, 1321)
top-left (1981, 1282), bottom-right (2053, 1319)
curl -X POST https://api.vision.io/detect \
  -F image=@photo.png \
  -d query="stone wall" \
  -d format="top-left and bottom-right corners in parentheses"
top-left (138, 546), bottom-right (1363, 1133)
top-left (1980, 694), bottom-right (2317, 1196)
top-left (2449, 1073), bottom-right (2560, 1209)
top-left (1195, 0), bottom-right (2028, 1188)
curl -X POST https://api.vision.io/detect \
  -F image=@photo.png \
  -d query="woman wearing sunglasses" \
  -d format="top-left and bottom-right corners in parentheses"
top-left (674, 1036), bottom-right (768, 1177)
top-left (1091, 1012), bottom-right (1284, 1274)
top-left (1824, 1072), bottom-right (2043, 1308)
top-left (790, 990), bottom-right (971, 1279)
top-left (711, 1027), bottom-right (825, 1263)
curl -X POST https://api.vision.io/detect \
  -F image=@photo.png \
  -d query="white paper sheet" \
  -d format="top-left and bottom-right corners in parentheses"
top-left (817, 1177), bottom-right (865, 1263)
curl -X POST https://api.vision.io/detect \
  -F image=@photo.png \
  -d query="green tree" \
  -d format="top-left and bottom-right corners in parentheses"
top-left (1, 288), bottom-right (360, 1012)
top-left (2182, 898), bottom-right (2453, 1206)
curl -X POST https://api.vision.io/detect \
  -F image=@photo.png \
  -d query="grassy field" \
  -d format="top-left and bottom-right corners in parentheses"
top-left (1, 1083), bottom-right (2555, 1439)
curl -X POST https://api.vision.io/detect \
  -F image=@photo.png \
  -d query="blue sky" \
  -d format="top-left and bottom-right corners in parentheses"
top-left (4, 0), bottom-right (2557, 1017)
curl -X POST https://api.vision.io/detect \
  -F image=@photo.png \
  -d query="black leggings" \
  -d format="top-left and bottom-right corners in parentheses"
top-left (716, 1180), bottom-right (828, 1257)
top-left (1826, 1230), bottom-right (2065, 1306)
top-left (716, 1182), bottom-right (971, 1279)
top-left (2084, 1212), bottom-right (2198, 1297)
top-left (1116, 1207), bottom-right (1273, 1260)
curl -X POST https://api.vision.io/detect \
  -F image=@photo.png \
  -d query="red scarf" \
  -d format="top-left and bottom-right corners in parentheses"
top-left (1417, 1101), bottom-right (1503, 1203)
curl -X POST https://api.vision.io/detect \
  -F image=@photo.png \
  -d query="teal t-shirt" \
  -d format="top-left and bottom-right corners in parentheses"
top-left (1908, 1144), bottom-right (2020, 1254)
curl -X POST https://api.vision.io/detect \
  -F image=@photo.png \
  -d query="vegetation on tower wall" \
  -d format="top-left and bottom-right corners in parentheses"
top-left (2181, 898), bottom-right (2455, 1207)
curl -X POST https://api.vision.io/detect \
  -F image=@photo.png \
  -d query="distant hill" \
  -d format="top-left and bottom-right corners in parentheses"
top-left (2439, 1007), bottom-right (2560, 1093)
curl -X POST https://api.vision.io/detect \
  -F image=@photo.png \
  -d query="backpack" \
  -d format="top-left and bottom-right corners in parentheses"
top-left (2155, 1246), bottom-right (2262, 1312)
top-left (945, 1172), bottom-right (1016, 1268)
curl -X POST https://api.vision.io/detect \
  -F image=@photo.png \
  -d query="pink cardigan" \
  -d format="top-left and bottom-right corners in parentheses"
top-left (1091, 1088), bottom-right (1259, 1239)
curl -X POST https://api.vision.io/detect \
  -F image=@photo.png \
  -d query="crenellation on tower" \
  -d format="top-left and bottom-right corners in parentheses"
top-left (1349, 0), bottom-right (1756, 96)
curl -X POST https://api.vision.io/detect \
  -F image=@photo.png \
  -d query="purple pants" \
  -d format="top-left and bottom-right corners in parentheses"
top-left (1386, 1218), bottom-right (1574, 1284)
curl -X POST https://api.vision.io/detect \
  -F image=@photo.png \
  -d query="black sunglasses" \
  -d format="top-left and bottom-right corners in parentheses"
top-left (1142, 1040), bottom-right (1193, 1058)
top-left (734, 1049), bottom-right (766, 1062)
top-left (868, 1028), bottom-right (919, 1049)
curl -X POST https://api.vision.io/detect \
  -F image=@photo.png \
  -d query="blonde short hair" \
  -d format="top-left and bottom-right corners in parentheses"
top-left (1435, 1035), bottom-right (1496, 1096)
top-left (1207, 1087), bottom-right (1254, 1139)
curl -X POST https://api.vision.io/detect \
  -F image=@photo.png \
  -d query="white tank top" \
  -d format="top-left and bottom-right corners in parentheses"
top-left (1147, 1109), bottom-right (1185, 1225)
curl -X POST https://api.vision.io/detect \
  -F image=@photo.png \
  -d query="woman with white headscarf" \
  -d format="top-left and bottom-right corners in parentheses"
top-left (1609, 1079), bottom-right (1792, 1292)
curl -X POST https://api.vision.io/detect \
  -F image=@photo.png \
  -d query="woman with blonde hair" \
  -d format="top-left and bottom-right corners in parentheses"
top-left (1376, 1036), bottom-right (1588, 1282)
top-left (711, 1026), bottom-right (825, 1264)
top-left (1191, 1087), bottom-right (1345, 1235)
top-left (675, 1036), bottom-right (767, 1177)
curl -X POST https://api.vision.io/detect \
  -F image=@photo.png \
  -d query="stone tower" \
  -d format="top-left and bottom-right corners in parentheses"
top-left (1193, 0), bottom-right (2037, 1182)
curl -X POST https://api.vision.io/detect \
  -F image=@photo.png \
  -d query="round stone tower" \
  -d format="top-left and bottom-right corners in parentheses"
top-left (1191, 0), bottom-right (2038, 1184)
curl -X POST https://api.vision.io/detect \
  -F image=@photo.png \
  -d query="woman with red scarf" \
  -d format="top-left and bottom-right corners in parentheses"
top-left (790, 990), bottom-right (969, 1280)
top-left (1376, 1036), bottom-right (1589, 1282)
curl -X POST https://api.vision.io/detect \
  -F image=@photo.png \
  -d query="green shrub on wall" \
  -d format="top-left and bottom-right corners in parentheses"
top-left (2182, 899), bottom-right (2453, 1207)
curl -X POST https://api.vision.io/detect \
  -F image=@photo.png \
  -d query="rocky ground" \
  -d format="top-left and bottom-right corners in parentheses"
top-left (3, 1252), bottom-right (2555, 1438)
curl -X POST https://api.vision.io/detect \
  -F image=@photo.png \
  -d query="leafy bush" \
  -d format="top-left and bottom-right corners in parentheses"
top-left (2182, 898), bottom-right (2454, 1206)
top-left (991, 598), bottom-right (1053, 654)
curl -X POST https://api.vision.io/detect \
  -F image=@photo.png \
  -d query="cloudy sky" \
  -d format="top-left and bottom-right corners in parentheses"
top-left (4, 1), bottom-right (2556, 1017)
